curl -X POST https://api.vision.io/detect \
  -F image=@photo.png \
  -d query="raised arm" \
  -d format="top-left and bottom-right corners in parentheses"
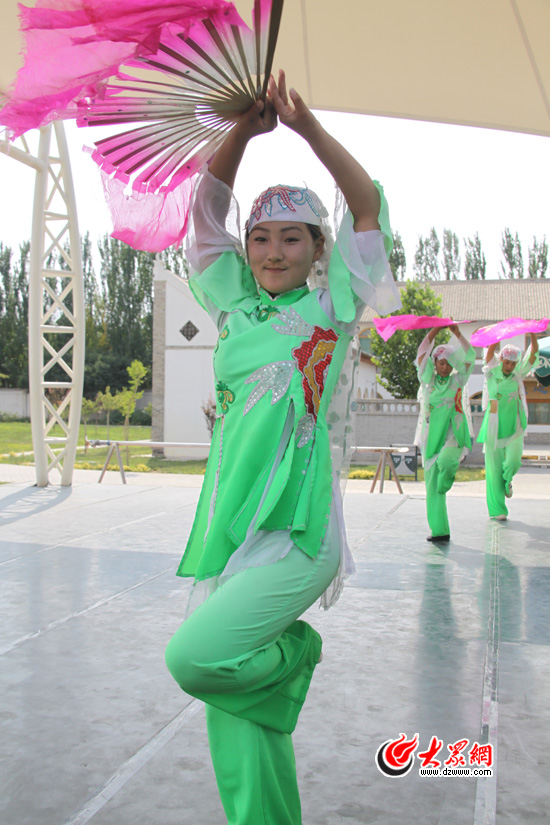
top-left (485, 343), bottom-right (498, 364)
top-left (448, 324), bottom-right (469, 353)
top-left (417, 327), bottom-right (440, 366)
top-left (268, 71), bottom-right (380, 231)
top-left (208, 99), bottom-right (277, 188)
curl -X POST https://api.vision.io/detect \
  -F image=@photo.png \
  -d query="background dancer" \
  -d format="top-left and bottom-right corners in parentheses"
top-left (415, 325), bottom-right (475, 543)
top-left (477, 335), bottom-right (539, 520)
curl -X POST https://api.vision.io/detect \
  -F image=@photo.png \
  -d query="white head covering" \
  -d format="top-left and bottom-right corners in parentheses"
top-left (500, 344), bottom-right (521, 362)
top-left (245, 184), bottom-right (329, 232)
top-left (432, 344), bottom-right (455, 362)
top-left (245, 184), bottom-right (334, 288)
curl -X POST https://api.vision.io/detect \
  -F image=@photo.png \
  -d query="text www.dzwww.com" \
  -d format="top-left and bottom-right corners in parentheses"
top-left (419, 768), bottom-right (493, 777)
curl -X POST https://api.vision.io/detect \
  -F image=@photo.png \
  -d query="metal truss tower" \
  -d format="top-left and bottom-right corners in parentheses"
top-left (1, 122), bottom-right (84, 486)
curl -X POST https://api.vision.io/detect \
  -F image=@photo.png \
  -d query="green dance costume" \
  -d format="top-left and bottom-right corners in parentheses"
top-left (165, 169), bottom-right (400, 824)
top-left (477, 351), bottom-right (539, 518)
top-left (415, 340), bottom-right (475, 538)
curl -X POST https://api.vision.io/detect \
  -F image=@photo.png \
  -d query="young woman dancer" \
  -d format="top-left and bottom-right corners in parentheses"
top-left (415, 325), bottom-right (475, 542)
top-left (164, 71), bottom-right (400, 824)
top-left (477, 335), bottom-right (539, 520)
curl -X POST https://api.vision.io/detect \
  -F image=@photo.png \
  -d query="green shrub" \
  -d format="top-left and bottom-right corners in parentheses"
top-left (0, 412), bottom-right (29, 423)
top-left (130, 407), bottom-right (152, 426)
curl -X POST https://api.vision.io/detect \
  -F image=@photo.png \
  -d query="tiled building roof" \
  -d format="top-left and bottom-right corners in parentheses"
top-left (360, 278), bottom-right (550, 324)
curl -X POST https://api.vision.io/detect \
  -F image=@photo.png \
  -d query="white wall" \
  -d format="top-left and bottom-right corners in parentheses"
top-left (0, 388), bottom-right (30, 418)
top-left (156, 266), bottom-right (217, 459)
top-left (355, 358), bottom-right (393, 399)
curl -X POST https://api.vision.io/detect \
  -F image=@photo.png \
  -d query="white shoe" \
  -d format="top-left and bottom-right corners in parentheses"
top-left (493, 514), bottom-right (507, 521)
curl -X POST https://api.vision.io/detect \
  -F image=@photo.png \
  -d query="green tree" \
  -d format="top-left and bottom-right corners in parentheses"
top-left (97, 236), bottom-right (154, 388)
top-left (528, 236), bottom-right (548, 278)
top-left (96, 385), bottom-right (118, 438)
top-left (442, 229), bottom-right (460, 280)
top-left (414, 228), bottom-right (440, 280)
top-left (370, 281), bottom-right (445, 399)
top-left (500, 228), bottom-right (524, 278)
top-left (161, 246), bottom-right (189, 278)
top-left (116, 360), bottom-right (148, 463)
top-left (388, 231), bottom-right (407, 280)
top-left (80, 397), bottom-right (99, 454)
top-left (0, 242), bottom-right (30, 388)
top-left (464, 233), bottom-right (487, 280)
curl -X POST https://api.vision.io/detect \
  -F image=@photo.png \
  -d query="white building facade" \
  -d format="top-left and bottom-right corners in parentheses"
top-left (152, 260), bottom-right (217, 459)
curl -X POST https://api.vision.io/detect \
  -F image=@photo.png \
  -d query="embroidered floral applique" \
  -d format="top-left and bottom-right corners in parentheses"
top-left (256, 306), bottom-right (280, 323)
top-left (271, 307), bottom-right (314, 338)
top-left (243, 362), bottom-right (295, 415)
top-left (216, 381), bottom-right (235, 413)
top-left (292, 326), bottom-right (338, 423)
top-left (295, 414), bottom-right (315, 448)
top-left (214, 325), bottom-right (230, 357)
top-left (454, 388), bottom-right (463, 413)
top-left (242, 319), bottom-right (339, 448)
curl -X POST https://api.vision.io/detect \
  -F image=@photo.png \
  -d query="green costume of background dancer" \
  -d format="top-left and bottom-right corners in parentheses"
top-left (165, 71), bottom-right (400, 825)
top-left (415, 326), bottom-right (475, 542)
top-left (477, 335), bottom-right (539, 520)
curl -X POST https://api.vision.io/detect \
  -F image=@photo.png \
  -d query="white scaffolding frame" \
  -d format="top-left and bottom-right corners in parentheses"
top-left (1, 122), bottom-right (84, 486)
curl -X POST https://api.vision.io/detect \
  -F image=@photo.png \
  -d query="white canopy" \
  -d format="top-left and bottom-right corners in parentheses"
top-left (2, 0), bottom-right (550, 137)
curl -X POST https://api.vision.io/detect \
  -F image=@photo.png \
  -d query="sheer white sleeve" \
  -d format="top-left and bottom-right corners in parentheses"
top-left (415, 333), bottom-right (434, 369)
top-left (185, 166), bottom-right (244, 274)
top-left (318, 220), bottom-right (398, 334)
top-left (337, 207), bottom-right (400, 316)
top-left (482, 356), bottom-right (499, 374)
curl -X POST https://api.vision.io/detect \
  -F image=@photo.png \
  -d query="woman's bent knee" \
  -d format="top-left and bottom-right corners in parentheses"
top-left (165, 625), bottom-right (227, 695)
top-left (165, 629), bottom-right (202, 694)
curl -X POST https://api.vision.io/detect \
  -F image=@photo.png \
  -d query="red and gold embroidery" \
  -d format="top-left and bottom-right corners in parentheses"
top-left (292, 326), bottom-right (338, 421)
top-left (454, 388), bottom-right (463, 413)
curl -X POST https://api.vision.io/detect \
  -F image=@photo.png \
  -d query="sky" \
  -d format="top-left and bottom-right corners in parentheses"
top-left (1, 110), bottom-right (549, 279)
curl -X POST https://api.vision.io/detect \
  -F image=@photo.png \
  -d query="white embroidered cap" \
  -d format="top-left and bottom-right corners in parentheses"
top-left (432, 345), bottom-right (455, 362)
top-left (500, 344), bottom-right (521, 362)
top-left (245, 184), bottom-right (329, 233)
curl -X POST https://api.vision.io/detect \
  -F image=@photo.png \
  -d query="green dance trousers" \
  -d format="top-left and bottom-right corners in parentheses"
top-left (165, 535), bottom-right (339, 825)
top-left (484, 432), bottom-right (523, 518)
top-left (425, 445), bottom-right (463, 537)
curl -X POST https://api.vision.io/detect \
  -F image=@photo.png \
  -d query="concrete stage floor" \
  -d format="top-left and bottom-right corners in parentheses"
top-left (1, 466), bottom-right (549, 825)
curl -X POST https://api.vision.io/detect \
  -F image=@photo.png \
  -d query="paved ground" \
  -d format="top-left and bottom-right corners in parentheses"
top-left (1, 463), bottom-right (549, 825)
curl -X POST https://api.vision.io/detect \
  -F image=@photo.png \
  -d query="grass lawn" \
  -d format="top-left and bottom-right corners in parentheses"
top-left (0, 421), bottom-right (486, 481)
top-left (0, 421), bottom-right (149, 454)
top-left (0, 421), bottom-right (208, 474)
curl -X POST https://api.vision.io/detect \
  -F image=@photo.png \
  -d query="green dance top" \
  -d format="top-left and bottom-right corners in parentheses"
top-left (416, 345), bottom-right (475, 466)
top-left (176, 176), bottom-right (399, 582)
top-left (477, 352), bottom-right (540, 446)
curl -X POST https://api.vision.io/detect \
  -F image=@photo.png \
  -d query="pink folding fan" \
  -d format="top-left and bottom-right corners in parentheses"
top-left (1, 0), bottom-right (284, 250)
